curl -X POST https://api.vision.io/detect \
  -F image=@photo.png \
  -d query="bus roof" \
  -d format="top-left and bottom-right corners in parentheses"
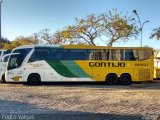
top-left (13, 44), bottom-right (153, 50)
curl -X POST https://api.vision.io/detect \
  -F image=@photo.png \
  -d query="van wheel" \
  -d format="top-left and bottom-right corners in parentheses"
top-left (27, 74), bottom-right (41, 85)
top-left (119, 74), bottom-right (132, 85)
top-left (106, 74), bottom-right (118, 85)
top-left (1, 74), bottom-right (6, 83)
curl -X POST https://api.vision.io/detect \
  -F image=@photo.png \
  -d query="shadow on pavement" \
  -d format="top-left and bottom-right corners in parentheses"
top-left (1, 80), bottom-right (160, 90)
top-left (0, 99), bottom-right (143, 120)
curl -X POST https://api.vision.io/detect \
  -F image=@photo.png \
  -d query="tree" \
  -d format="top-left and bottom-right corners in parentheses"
top-left (36, 29), bottom-right (65, 44)
top-left (51, 30), bottom-right (71, 44)
top-left (0, 37), bottom-right (10, 49)
top-left (60, 14), bottom-right (103, 46)
top-left (60, 9), bottom-right (138, 46)
top-left (3, 36), bottom-right (39, 50)
top-left (150, 27), bottom-right (160, 40)
top-left (101, 9), bottom-right (139, 46)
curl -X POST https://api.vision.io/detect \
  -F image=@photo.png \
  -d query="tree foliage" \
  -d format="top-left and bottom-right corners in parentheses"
top-left (101, 9), bottom-right (138, 46)
top-left (0, 37), bottom-right (10, 49)
top-left (3, 36), bottom-right (39, 50)
top-left (59, 9), bottom-right (138, 46)
top-left (60, 14), bottom-right (103, 46)
top-left (35, 28), bottom-right (80, 45)
top-left (150, 27), bottom-right (160, 40)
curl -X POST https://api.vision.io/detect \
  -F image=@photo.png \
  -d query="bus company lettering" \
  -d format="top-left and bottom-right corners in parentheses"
top-left (135, 63), bottom-right (148, 66)
top-left (89, 62), bottom-right (125, 67)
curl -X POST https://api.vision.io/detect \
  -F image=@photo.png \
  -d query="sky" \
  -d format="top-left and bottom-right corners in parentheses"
top-left (1, 0), bottom-right (160, 49)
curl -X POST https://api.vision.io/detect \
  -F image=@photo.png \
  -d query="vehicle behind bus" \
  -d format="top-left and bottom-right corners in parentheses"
top-left (0, 54), bottom-right (12, 82)
top-left (0, 50), bottom-right (11, 61)
top-left (5, 45), bottom-right (154, 85)
top-left (154, 57), bottom-right (160, 80)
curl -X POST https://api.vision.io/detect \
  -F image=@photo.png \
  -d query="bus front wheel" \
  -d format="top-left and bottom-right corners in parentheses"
top-left (27, 74), bottom-right (41, 85)
top-left (119, 74), bottom-right (132, 85)
top-left (105, 74), bottom-right (118, 85)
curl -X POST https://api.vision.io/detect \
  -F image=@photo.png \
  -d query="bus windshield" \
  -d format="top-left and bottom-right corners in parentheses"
top-left (8, 54), bottom-right (23, 70)
top-left (8, 48), bottom-right (32, 70)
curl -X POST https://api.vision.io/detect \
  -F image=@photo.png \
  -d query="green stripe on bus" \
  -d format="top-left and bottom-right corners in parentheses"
top-left (60, 61), bottom-right (90, 78)
top-left (46, 60), bottom-right (77, 77)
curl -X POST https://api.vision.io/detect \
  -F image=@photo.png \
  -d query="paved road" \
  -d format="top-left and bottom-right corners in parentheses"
top-left (0, 81), bottom-right (160, 120)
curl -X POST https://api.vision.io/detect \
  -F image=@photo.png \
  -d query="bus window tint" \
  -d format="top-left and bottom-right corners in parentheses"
top-left (29, 48), bottom-right (50, 62)
top-left (13, 48), bottom-right (32, 58)
top-left (49, 49), bottom-right (88, 60)
top-left (49, 49), bottom-right (67, 60)
top-left (125, 50), bottom-right (136, 60)
top-left (69, 50), bottom-right (88, 60)
top-left (28, 48), bottom-right (152, 61)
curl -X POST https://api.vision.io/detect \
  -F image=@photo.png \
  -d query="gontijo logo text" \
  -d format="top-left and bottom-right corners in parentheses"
top-left (89, 62), bottom-right (125, 67)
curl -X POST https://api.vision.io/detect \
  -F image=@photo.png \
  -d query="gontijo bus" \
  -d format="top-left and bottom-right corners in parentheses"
top-left (5, 45), bottom-right (154, 85)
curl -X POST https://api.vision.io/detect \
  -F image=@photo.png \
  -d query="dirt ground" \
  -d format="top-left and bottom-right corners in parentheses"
top-left (0, 81), bottom-right (160, 120)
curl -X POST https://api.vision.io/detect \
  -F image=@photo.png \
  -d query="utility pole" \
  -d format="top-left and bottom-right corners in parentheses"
top-left (133, 10), bottom-right (149, 47)
top-left (0, 0), bottom-right (3, 48)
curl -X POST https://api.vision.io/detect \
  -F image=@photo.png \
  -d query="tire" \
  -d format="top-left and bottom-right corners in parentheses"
top-left (27, 74), bottom-right (41, 85)
top-left (1, 74), bottom-right (6, 83)
top-left (119, 74), bottom-right (132, 85)
top-left (106, 74), bottom-right (118, 85)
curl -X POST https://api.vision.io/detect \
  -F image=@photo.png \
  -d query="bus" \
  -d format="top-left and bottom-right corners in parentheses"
top-left (0, 50), bottom-right (11, 61)
top-left (0, 53), bottom-right (12, 82)
top-left (154, 55), bottom-right (160, 79)
top-left (5, 45), bottom-right (154, 85)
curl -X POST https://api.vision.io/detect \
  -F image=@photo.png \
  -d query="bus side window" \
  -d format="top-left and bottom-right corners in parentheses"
top-left (29, 48), bottom-right (50, 62)
top-left (125, 50), bottom-right (136, 61)
top-left (69, 50), bottom-right (88, 60)
top-left (120, 50), bottom-right (124, 60)
top-left (133, 50), bottom-right (139, 60)
top-left (138, 50), bottom-right (151, 60)
top-left (106, 50), bottom-right (109, 60)
top-left (110, 50), bottom-right (121, 60)
top-left (89, 50), bottom-right (106, 60)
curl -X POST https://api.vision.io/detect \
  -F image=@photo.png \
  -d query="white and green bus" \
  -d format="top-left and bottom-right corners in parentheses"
top-left (0, 50), bottom-right (11, 61)
top-left (0, 53), bottom-right (12, 82)
top-left (5, 45), bottom-right (154, 85)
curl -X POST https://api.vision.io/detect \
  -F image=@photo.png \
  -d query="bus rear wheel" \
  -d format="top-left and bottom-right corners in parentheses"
top-left (27, 74), bottom-right (41, 85)
top-left (106, 74), bottom-right (118, 85)
top-left (119, 74), bottom-right (132, 85)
